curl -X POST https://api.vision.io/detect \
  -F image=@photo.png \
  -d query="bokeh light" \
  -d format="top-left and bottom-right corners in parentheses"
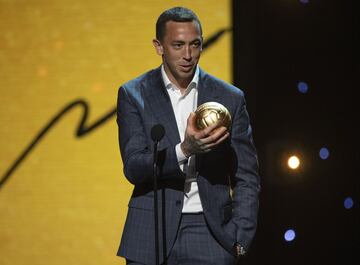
top-left (288, 155), bottom-right (300, 170)
top-left (284, 229), bottom-right (296, 242)
top-left (299, 0), bottom-right (309, 4)
top-left (344, 197), bottom-right (354, 209)
top-left (319, 147), bottom-right (330, 160)
top-left (297, 81), bottom-right (309, 94)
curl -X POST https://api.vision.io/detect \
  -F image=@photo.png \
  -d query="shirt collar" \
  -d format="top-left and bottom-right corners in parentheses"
top-left (161, 64), bottom-right (199, 92)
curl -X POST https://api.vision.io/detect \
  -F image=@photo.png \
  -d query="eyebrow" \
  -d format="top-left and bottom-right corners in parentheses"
top-left (172, 39), bottom-right (201, 44)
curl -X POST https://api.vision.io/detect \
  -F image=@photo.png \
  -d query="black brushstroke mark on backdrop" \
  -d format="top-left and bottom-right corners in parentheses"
top-left (202, 28), bottom-right (231, 50)
top-left (0, 100), bottom-right (116, 189)
top-left (0, 28), bottom-right (230, 190)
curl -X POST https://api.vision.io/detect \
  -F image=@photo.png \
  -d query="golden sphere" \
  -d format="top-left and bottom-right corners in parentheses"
top-left (195, 102), bottom-right (231, 130)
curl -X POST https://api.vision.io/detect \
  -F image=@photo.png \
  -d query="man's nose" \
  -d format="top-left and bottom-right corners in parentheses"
top-left (183, 46), bottom-right (192, 60)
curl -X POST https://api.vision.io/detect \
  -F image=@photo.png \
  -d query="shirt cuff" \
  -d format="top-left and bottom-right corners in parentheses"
top-left (175, 143), bottom-right (188, 164)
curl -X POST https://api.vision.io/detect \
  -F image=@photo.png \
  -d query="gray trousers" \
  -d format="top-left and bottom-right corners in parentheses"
top-left (127, 213), bottom-right (237, 265)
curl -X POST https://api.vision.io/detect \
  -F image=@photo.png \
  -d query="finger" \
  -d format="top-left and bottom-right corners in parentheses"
top-left (187, 112), bottom-right (197, 130)
top-left (206, 132), bottom-right (230, 148)
top-left (201, 127), bottom-right (228, 144)
top-left (199, 130), bottom-right (230, 151)
top-left (196, 144), bottom-right (212, 153)
top-left (202, 148), bottom-right (212, 153)
top-left (195, 123), bottom-right (219, 139)
top-left (202, 122), bottom-right (218, 135)
top-left (208, 126), bottom-right (227, 135)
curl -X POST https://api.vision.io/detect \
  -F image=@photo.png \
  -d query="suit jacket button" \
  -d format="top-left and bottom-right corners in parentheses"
top-left (176, 200), bottom-right (181, 206)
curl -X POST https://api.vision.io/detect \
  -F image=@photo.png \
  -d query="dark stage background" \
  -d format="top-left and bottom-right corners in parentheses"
top-left (233, 1), bottom-right (358, 264)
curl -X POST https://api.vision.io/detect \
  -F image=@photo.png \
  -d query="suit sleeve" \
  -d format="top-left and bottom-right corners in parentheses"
top-left (116, 86), bottom-right (185, 185)
top-left (230, 95), bottom-right (261, 251)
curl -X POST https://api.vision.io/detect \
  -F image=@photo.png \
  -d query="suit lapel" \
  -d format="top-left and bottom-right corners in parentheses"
top-left (144, 67), bottom-right (181, 147)
top-left (197, 68), bottom-right (220, 106)
top-left (196, 68), bottom-right (221, 171)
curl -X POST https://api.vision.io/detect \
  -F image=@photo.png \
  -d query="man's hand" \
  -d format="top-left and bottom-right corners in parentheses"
top-left (180, 112), bottom-right (230, 157)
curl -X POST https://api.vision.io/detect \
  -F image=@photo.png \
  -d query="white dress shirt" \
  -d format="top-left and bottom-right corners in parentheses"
top-left (161, 65), bottom-right (203, 213)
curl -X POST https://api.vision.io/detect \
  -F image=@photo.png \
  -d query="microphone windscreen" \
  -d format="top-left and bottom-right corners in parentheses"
top-left (151, 124), bottom-right (165, 142)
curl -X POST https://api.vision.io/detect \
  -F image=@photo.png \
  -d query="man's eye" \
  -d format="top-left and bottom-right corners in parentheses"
top-left (192, 42), bottom-right (201, 48)
top-left (173, 43), bottom-right (182, 48)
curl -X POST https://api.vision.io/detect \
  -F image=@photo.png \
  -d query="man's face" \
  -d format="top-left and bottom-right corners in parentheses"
top-left (153, 20), bottom-right (202, 87)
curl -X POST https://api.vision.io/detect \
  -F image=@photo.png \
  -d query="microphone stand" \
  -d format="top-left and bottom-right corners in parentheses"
top-left (151, 124), bottom-right (165, 265)
top-left (153, 139), bottom-right (160, 265)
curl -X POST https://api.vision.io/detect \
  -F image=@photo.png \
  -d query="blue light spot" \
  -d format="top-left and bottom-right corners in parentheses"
top-left (344, 197), bottom-right (354, 209)
top-left (299, 0), bottom-right (309, 4)
top-left (297, 81), bottom-right (309, 94)
top-left (319, 147), bottom-right (330, 160)
top-left (284, 229), bottom-right (296, 242)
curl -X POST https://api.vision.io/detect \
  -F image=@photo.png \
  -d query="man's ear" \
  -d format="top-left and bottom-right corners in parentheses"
top-left (153, 39), bottom-right (163, 56)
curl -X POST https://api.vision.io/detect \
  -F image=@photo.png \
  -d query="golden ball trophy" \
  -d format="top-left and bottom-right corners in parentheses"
top-left (195, 102), bottom-right (231, 130)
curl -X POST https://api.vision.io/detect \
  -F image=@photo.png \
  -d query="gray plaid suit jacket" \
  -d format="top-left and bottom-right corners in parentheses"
top-left (116, 66), bottom-right (260, 264)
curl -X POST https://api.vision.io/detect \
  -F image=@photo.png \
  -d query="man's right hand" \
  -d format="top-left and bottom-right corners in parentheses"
top-left (180, 112), bottom-right (230, 158)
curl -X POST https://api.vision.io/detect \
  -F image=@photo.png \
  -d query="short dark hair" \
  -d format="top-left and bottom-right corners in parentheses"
top-left (156, 7), bottom-right (202, 41)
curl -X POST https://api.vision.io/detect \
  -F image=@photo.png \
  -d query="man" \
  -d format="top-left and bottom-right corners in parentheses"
top-left (117, 7), bottom-right (260, 265)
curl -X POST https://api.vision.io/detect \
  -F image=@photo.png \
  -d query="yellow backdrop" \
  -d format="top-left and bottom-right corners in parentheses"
top-left (0, 1), bottom-right (231, 264)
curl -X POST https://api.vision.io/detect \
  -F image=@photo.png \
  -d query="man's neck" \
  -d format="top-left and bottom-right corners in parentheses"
top-left (161, 64), bottom-right (199, 95)
top-left (164, 71), bottom-right (193, 93)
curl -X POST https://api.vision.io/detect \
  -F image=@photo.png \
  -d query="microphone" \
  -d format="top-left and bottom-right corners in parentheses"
top-left (151, 124), bottom-right (165, 142)
top-left (150, 124), bottom-right (165, 265)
